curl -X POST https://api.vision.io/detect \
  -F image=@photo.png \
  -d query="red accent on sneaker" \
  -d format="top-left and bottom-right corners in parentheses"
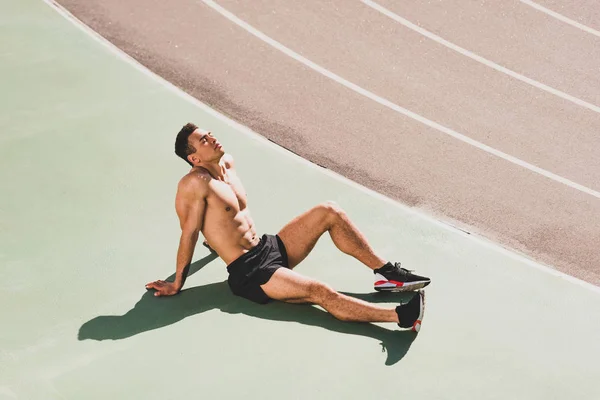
top-left (389, 280), bottom-right (406, 287)
top-left (374, 280), bottom-right (406, 287)
top-left (412, 319), bottom-right (422, 332)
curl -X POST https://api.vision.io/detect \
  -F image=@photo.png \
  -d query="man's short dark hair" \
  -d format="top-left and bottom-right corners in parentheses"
top-left (175, 123), bottom-right (198, 166)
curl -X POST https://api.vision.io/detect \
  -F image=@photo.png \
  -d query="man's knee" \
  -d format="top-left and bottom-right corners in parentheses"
top-left (319, 200), bottom-right (346, 224)
top-left (307, 281), bottom-right (339, 304)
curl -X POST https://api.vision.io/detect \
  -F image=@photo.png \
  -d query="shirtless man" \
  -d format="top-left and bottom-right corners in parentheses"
top-left (146, 123), bottom-right (431, 332)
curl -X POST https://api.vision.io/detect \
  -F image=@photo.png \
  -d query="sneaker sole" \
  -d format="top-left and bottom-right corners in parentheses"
top-left (374, 280), bottom-right (430, 292)
top-left (412, 290), bottom-right (425, 333)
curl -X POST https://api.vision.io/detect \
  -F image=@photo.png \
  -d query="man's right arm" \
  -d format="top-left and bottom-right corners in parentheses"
top-left (146, 177), bottom-right (208, 296)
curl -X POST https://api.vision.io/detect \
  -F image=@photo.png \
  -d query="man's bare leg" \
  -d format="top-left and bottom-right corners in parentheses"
top-left (278, 201), bottom-right (387, 270)
top-left (261, 268), bottom-right (403, 324)
top-left (202, 239), bottom-right (214, 252)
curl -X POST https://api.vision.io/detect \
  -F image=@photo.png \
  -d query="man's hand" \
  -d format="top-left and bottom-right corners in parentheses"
top-left (145, 280), bottom-right (181, 297)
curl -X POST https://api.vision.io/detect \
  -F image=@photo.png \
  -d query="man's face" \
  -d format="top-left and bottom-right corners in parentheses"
top-left (187, 129), bottom-right (224, 165)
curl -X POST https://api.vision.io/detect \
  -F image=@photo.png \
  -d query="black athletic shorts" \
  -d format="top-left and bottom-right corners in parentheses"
top-left (226, 234), bottom-right (290, 304)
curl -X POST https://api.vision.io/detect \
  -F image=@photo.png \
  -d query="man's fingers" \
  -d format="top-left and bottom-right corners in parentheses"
top-left (146, 280), bottom-right (165, 290)
top-left (146, 280), bottom-right (177, 297)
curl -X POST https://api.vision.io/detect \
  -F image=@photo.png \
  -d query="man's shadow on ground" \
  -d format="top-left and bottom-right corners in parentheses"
top-left (79, 254), bottom-right (418, 365)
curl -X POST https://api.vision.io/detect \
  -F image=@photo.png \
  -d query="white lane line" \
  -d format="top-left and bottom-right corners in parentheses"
top-left (362, 0), bottom-right (600, 115)
top-left (44, 0), bottom-right (600, 293)
top-left (520, 0), bottom-right (600, 39)
top-left (200, 0), bottom-right (600, 200)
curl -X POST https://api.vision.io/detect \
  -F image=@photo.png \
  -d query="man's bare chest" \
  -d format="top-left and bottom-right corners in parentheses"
top-left (208, 172), bottom-right (248, 212)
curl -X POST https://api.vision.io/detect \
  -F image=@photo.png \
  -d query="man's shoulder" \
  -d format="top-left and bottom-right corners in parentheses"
top-left (178, 169), bottom-right (211, 196)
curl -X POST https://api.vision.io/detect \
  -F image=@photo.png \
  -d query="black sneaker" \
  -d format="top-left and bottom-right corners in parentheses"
top-left (396, 290), bottom-right (425, 332)
top-left (374, 262), bottom-right (431, 292)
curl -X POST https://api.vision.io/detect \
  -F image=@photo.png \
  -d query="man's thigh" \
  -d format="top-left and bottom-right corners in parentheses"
top-left (260, 267), bottom-right (319, 304)
top-left (277, 203), bottom-right (332, 268)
